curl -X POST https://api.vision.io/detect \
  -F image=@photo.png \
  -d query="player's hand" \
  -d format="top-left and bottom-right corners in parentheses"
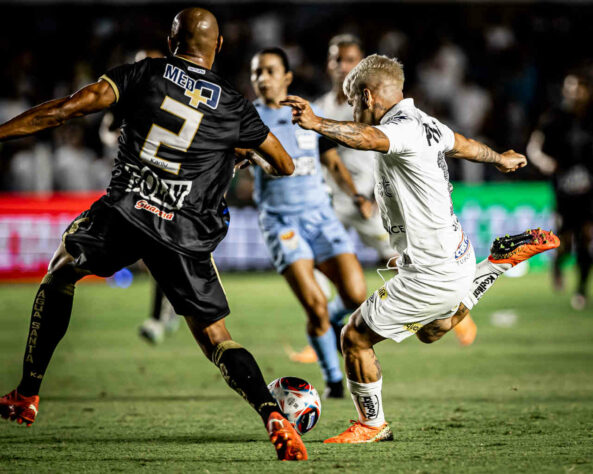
top-left (354, 195), bottom-right (374, 219)
top-left (280, 96), bottom-right (321, 130)
top-left (234, 148), bottom-right (254, 170)
top-left (496, 150), bottom-right (528, 173)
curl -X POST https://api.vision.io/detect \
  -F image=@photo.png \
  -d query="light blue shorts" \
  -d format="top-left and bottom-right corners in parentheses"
top-left (258, 206), bottom-right (355, 273)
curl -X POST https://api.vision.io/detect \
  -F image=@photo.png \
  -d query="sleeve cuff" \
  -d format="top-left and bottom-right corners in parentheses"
top-left (99, 74), bottom-right (120, 103)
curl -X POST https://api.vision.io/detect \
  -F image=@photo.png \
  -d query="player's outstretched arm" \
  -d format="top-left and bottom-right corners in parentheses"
top-left (446, 132), bottom-right (527, 173)
top-left (236, 132), bottom-right (295, 176)
top-left (0, 80), bottom-right (116, 142)
top-left (280, 96), bottom-right (389, 153)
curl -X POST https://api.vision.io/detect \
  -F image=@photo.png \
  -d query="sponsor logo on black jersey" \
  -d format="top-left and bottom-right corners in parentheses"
top-left (125, 164), bottom-right (192, 211)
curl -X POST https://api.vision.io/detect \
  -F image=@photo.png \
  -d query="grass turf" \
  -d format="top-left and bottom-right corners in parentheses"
top-left (0, 269), bottom-right (592, 473)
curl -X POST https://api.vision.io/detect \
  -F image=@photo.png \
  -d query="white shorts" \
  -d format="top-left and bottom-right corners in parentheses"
top-left (360, 250), bottom-right (476, 343)
top-left (333, 195), bottom-right (394, 260)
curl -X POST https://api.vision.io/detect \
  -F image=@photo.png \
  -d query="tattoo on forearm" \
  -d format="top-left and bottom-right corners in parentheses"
top-left (318, 118), bottom-right (384, 151)
top-left (475, 143), bottom-right (501, 164)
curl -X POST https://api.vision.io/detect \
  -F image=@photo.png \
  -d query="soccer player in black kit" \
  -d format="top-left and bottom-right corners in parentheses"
top-left (0, 8), bottom-right (307, 461)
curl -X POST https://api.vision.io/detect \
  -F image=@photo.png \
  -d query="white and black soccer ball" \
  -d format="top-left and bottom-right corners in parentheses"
top-left (268, 376), bottom-right (321, 435)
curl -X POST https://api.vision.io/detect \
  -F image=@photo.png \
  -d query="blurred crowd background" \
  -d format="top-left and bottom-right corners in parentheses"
top-left (1, 2), bottom-right (592, 205)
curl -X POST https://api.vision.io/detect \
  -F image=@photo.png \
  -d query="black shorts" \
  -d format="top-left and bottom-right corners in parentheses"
top-left (63, 200), bottom-right (230, 322)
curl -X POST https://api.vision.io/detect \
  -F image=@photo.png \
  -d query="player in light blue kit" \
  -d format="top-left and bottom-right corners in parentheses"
top-left (248, 48), bottom-right (371, 398)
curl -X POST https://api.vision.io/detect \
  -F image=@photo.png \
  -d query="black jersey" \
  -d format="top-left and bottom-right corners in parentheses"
top-left (538, 107), bottom-right (593, 197)
top-left (99, 56), bottom-right (269, 256)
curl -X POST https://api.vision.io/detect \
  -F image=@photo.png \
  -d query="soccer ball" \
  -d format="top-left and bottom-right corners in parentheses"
top-left (267, 377), bottom-right (321, 435)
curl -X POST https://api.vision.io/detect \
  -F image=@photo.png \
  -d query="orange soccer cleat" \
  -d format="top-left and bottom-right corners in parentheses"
top-left (0, 390), bottom-right (39, 427)
top-left (489, 229), bottom-right (560, 267)
top-left (454, 314), bottom-right (477, 346)
top-left (324, 420), bottom-right (394, 444)
top-left (266, 411), bottom-right (308, 461)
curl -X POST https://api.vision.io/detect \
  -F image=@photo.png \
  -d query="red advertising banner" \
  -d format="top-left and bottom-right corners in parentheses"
top-left (0, 192), bottom-right (103, 281)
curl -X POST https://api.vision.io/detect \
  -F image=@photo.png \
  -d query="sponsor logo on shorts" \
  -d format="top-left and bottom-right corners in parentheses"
top-left (367, 293), bottom-right (376, 305)
top-left (455, 232), bottom-right (470, 260)
top-left (404, 322), bottom-right (423, 333)
top-left (135, 200), bottom-right (174, 221)
top-left (378, 286), bottom-right (388, 300)
top-left (357, 395), bottom-right (380, 420)
top-left (472, 273), bottom-right (497, 299)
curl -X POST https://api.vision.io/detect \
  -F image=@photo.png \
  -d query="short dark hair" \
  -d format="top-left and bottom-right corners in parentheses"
top-left (328, 34), bottom-right (364, 54)
top-left (257, 47), bottom-right (291, 72)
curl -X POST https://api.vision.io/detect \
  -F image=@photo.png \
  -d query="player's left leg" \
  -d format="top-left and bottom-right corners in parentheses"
top-left (184, 316), bottom-right (307, 461)
top-left (144, 249), bottom-right (307, 461)
top-left (324, 309), bottom-right (393, 444)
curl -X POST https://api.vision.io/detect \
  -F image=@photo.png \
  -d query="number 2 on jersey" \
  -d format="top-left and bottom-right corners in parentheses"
top-left (139, 97), bottom-right (204, 175)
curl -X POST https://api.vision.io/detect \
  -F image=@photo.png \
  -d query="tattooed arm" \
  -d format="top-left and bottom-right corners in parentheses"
top-left (280, 95), bottom-right (390, 152)
top-left (446, 132), bottom-right (528, 173)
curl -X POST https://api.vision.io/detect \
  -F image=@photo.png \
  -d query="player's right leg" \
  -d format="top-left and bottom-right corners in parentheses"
top-left (2, 203), bottom-right (143, 427)
top-left (184, 316), bottom-right (307, 461)
top-left (1, 241), bottom-right (88, 426)
top-left (461, 228), bottom-right (560, 311)
top-left (283, 260), bottom-right (344, 397)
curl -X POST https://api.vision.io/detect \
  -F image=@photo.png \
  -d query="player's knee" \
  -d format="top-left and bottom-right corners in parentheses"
top-left (302, 294), bottom-right (329, 326)
top-left (341, 322), bottom-right (366, 354)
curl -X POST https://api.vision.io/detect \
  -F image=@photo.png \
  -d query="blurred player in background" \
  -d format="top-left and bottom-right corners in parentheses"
top-left (283, 54), bottom-right (559, 443)
top-left (527, 71), bottom-right (593, 310)
top-left (249, 48), bottom-right (370, 399)
top-left (0, 8), bottom-right (307, 461)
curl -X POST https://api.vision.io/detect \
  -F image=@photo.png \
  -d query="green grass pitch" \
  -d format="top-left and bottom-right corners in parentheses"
top-left (0, 269), bottom-right (591, 473)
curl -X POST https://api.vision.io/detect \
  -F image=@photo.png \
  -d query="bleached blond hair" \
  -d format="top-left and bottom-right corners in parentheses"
top-left (343, 54), bottom-right (404, 100)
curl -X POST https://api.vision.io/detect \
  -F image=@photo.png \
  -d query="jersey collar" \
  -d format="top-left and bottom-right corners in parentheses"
top-left (380, 98), bottom-right (414, 124)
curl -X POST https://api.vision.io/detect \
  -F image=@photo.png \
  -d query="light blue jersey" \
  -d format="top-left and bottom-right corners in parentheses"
top-left (253, 99), bottom-right (353, 273)
top-left (253, 100), bottom-right (330, 214)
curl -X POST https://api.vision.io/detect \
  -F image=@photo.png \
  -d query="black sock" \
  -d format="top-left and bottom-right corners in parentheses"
top-left (17, 274), bottom-right (75, 397)
top-left (151, 283), bottom-right (165, 321)
top-left (212, 341), bottom-right (280, 423)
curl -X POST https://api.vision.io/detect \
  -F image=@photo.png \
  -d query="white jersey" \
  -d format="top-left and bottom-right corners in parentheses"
top-left (315, 92), bottom-right (376, 199)
top-left (373, 98), bottom-right (470, 276)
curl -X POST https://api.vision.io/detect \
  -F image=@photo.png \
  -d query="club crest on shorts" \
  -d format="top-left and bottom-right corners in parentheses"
top-left (378, 286), bottom-right (388, 300)
top-left (279, 229), bottom-right (299, 251)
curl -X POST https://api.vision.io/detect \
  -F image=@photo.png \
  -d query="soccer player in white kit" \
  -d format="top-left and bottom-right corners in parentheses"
top-left (282, 54), bottom-right (559, 443)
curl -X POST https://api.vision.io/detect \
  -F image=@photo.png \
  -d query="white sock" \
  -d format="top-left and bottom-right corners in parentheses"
top-left (347, 378), bottom-right (385, 427)
top-left (461, 258), bottom-right (512, 310)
